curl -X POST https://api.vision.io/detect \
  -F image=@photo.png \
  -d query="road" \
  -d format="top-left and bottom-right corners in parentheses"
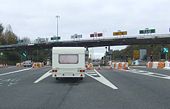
top-left (0, 66), bottom-right (170, 109)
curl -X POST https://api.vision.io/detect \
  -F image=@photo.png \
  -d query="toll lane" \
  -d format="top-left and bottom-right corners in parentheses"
top-left (0, 67), bottom-right (170, 109)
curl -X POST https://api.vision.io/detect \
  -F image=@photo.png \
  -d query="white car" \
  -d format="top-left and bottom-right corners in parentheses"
top-left (23, 60), bottom-right (32, 67)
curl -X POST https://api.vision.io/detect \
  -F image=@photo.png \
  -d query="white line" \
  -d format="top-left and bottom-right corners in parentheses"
top-left (86, 69), bottom-right (118, 90)
top-left (6, 66), bottom-right (17, 69)
top-left (124, 69), bottom-right (170, 80)
top-left (34, 70), bottom-right (52, 83)
top-left (0, 68), bottom-right (32, 76)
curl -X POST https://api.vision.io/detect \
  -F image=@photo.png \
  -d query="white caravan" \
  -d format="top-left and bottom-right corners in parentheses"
top-left (52, 47), bottom-right (86, 79)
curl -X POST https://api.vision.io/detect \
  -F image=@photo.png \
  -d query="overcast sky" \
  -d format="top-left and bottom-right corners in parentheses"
top-left (0, 0), bottom-right (170, 58)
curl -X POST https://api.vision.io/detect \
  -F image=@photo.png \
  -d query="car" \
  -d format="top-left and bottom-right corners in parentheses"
top-left (23, 60), bottom-right (32, 67)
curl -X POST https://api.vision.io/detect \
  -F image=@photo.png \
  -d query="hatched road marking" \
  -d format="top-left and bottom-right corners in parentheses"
top-left (86, 69), bottom-right (118, 90)
top-left (123, 69), bottom-right (170, 80)
top-left (34, 69), bottom-right (118, 90)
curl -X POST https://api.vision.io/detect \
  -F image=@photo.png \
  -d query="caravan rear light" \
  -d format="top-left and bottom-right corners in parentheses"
top-left (80, 70), bottom-right (85, 72)
top-left (52, 70), bottom-right (57, 72)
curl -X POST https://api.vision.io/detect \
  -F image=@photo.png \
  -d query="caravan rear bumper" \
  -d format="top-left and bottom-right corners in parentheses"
top-left (52, 72), bottom-right (85, 78)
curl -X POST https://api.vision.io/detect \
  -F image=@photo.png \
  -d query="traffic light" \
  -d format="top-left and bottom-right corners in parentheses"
top-left (160, 53), bottom-right (166, 59)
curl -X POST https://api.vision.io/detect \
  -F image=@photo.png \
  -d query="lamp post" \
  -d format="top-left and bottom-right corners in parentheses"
top-left (56, 15), bottom-right (60, 37)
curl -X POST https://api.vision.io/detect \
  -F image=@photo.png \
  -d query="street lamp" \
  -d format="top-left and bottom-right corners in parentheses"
top-left (56, 15), bottom-right (60, 37)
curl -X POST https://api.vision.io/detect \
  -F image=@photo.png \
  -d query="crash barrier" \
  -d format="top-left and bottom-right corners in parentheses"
top-left (0, 64), bottom-right (8, 68)
top-left (86, 63), bottom-right (94, 70)
top-left (112, 62), bottom-right (129, 70)
top-left (16, 63), bottom-right (24, 67)
top-left (16, 63), bottom-right (21, 67)
top-left (32, 62), bottom-right (44, 68)
top-left (146, 61), bottom-right (165, 69)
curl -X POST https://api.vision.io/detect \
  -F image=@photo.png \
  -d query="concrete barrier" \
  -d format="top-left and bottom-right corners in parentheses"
top-left (32, 62), bottom-right (44, 68)
top-left (16, 63), bottom-right (21, 67)
top-left (164, 61), bottom-right (170, 69)
top-left (0, 64), bottom-right (8, 68)
top-left (147, 61), bottom-right (165, 69)
top-left (146, 62), bottom-right (153, 68)
top-left (158, 62), bottom-right (165, 69)
top-left (86, 63), bottom-right (94, 70)
top-left (112, 62), bottom-right (129, 70)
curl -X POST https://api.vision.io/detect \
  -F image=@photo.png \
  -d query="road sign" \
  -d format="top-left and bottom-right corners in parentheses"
top-left (71, 34), bottom-right (82, 39)
top-left (113, 31), bottom-right (127, 36)
top-left (90, 34), bottom-right (94, 37)
top-left (90, 32), bottom-right (103, 37)
top-left (139, 29), bottom-right (156, 34)
top-left (133, 50), bottom-right (140, 59)
top-left (98, 33), bottom-right (103, 37)
top-left (22, 52), bottom-right (27, 57)
top-left (51, 36), bottom-right (60, 40)
top-left (162, 48), bottom-right (168, 53)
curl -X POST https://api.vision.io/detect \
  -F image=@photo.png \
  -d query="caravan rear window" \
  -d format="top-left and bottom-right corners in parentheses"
top-left (59, 54), bottom-right (79, 64)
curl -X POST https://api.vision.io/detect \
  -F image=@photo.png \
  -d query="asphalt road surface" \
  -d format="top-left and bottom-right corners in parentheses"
top-left (0, 66), bottom-right (170, 109)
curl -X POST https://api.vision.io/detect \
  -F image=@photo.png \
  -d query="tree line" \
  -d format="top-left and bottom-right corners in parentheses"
top-left (112, 44), bottom-right (170, 61)
top-left (0, 23), bottom-right (50, 65)
top-left (0, 24), bottom-right (18, 45)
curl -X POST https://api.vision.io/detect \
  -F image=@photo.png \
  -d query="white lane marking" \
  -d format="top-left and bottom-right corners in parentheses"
top-left (0, 68), bottom-right (32, 76)
top-left (42, 66), bottom-right (52, 68)
top-left (7, 66), bottom-right (17, 69)
top-left (90, 74), bottom-right (98, 76)
top-left (0, 78), bottom-right (20, 87)
top-left (123, 69), bottom-right (170, 80)
top-left (86, 69), bottom-right (118, 90)
top-left (34, 70), bottom-right (52, 83)
top-left (131, 66), bottom-right (146, 68)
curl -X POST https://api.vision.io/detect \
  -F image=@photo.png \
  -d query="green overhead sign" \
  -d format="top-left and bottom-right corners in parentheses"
top-left (51, 36), bottom-right (61, 40)
top-left (22, 52), bottom-right (27, 57)
top-left (162, 48), bottom-right (168, 53)
top-left (139, 29), bottom-right (156, 34)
